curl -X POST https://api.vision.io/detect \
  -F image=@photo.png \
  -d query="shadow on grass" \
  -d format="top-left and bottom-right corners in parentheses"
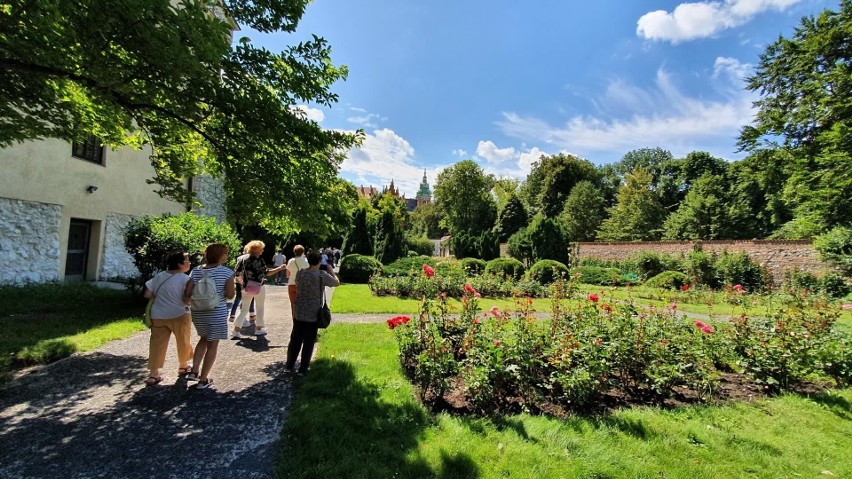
top-left (808, 390), bottom-right (852, 420)
top-left (275, 358), bottom-right (480, 478)
top-left (0, 351), bottom-right (296, 479)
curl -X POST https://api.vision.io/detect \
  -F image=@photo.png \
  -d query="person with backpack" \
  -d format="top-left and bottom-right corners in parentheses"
top-left (231, 240), bottom-right (287, 339)
top-left (142, 251), bottom-right (193, 386)
top-left (185, 243), bottom-right (235, 390)
top-left (229, 244), bottom-right (256, 324)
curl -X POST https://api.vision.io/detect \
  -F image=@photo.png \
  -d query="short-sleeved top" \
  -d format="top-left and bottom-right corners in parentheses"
top-left (145, 271), bottom-right (191, 319)
top-left (236, 254), bottom-right (268, 283)
top-left (294, 269), bottom-right (337, 323)
top-left (286, 256), bottom-right (310, 286)
top-left (273, 253), bottom-right (286, 267)
top-left (189, 265), bottom-right (232, 313)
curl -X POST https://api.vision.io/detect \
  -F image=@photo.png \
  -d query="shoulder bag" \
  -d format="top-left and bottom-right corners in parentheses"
top-left (143, 273), bottom-right (181, 327)
top-left (317, 273), bottom-right (332, 328)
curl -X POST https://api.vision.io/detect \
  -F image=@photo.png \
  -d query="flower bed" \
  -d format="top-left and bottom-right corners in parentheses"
top-left (388, 265), bottom-right (852, 416)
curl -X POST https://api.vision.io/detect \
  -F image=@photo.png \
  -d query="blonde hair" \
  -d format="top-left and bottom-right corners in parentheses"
top-left (246, 240), bottom-right (265, 254)
top-left (293, 244), bottom-right (305, 256)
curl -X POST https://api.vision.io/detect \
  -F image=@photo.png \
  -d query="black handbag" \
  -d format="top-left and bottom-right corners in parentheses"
top-left (317, 278), bottom-right (332, 328)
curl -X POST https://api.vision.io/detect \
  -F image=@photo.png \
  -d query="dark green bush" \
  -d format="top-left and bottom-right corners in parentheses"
top-left (783, 268), bottom-right (820, 294)
top-left (814, 226), bottom-right (852, 276)
top-left (820, 273), bottom-right (851, 299)
top-left (645, 270), bottom-right (689, 290)
top-left (124, 213), bottom-right (241, 289)
top-left (450, 232), bottom-right (478, 259)
top-left (715, 251), bottom-right (767, 292)
top-left (406, 236), bottom-right (435, 256)
top-left (338, 254), bottom-right (383, 283)
top-left (477, 230), bottom-right (501, 261)
top-left (460, 258), bottom-right (487, 276)
top-left (632, 251), bottom-right (683, 280)
top-left (434, 258), bottom-right (465, 278)
top-left (574, 266), bottom-right (638, 286)
top-left (506, 228), bottom-right (532, 265)
top-left (382, 256), bottom-right (436, 277)
top-left (484, 258), bottom-right (526, 280)
top-left (685, 248), bottom-right (718, 287)
top-left (528, 260), bottom-right (569, 284)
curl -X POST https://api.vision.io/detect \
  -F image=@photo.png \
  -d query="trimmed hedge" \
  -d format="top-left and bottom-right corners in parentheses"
top-left (645, 270), bottom-right (689, 290)
top-left (484, 258), bottom-right (526, 280)
top-left (460, 258), bottom-right (487, 276)
top-left (406, 236), bottom-right (435, 257)
top-left (574, 266), bottom-right (639, 286)
top-left (338, 254), bottom-right (383, 283)
top-left (382, 256), bottom-right (436, 277)
top-left (528, 260), bottom-right (569, 285)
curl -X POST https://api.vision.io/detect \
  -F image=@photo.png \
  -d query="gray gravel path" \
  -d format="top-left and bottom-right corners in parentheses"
top-left (0, 285), bottom-right (303, 479)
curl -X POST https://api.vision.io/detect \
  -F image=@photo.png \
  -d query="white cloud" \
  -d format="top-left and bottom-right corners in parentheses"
top-left (713, 56), bottom-right (751, 81)
top-left (517, 147), bottom-right (549, 176)
top-left (341, 128), bottom-right (444, 197)
top-left (476, 140), bottom-right (517, 165)
top-left (292, 104), bottom-right (325, 123)
top-left (451, 148), bottom-right (468, 158)
top-left (637, 0), bottom-right (801, 43)
top-left (346, 112), bottom-right (387, 128)
top-left (497, 63), bottom-right (757, 161)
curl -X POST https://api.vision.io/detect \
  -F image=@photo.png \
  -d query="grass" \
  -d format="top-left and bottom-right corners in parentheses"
top-left (0, 283), bottom-right (146, 377)
top-left (332, 283), bottom-right (852, 331)
top-left (276, 323), bottom-right (852, 478)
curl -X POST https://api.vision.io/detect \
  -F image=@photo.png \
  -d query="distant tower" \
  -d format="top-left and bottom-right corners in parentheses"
top-left (416, 170), bottom-right (432, 207)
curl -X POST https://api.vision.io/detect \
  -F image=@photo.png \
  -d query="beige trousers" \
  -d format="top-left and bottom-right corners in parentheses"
top-left (148, 313), bottom-right (193, 370)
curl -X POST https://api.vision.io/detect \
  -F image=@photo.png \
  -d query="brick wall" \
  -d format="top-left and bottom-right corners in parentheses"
top-left (577, 240), bottom-right (833, 284)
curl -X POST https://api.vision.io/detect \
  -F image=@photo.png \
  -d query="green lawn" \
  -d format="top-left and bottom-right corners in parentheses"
top-left (0, 283), bottom-right (146, 378)
top-left (331, 284), bottom-right (552, 314)
top-left (276, 323), bottom-right (852, 478)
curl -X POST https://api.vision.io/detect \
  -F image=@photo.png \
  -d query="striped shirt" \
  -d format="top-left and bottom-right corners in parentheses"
top-left (189, 265), bottom-right (233, 340)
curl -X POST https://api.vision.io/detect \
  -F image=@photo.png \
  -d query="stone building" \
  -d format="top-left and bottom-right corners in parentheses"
top-left (356, 172), bottom-right (433, 212)
top-left (0, 136), bottom-right (226, 284)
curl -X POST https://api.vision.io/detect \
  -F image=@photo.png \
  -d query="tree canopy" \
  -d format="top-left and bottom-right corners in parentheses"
top-left (0, 0), bottom-right (361, 235)
top-left (433, 160), bottom-right (496, 235)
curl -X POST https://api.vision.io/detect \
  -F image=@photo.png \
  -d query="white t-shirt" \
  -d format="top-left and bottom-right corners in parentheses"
top-left (286, 256), bottom-right (310, 286)
top-left (145, 271), bottom-right (191, 319)
top-left (273, 253), bottom-right (286, 267)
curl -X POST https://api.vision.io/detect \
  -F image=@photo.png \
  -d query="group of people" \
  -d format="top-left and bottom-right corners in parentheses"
top-left (142, 241), bottom-right (340, 389)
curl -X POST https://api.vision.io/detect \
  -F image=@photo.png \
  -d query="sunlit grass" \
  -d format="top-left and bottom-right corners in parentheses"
top-left (277, 323), bottom-right (852, 478)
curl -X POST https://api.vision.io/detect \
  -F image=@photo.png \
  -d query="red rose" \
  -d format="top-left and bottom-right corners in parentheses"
top-left (464, 284), bottom-right (475, 294)
top-left (681, 284), bottom-right (689, 292)
top-left (423, 264), bottom-right (435, 278)
top-left (493, 340), bottom-right (501, 346)
top-left (588, 293), bottom-right (599, 303)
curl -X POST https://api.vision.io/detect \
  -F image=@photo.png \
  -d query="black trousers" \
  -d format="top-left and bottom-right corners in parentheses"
top-left (286, 320), bottom-right (319, 372)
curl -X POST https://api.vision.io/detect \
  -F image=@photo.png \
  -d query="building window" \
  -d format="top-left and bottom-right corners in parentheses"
top-left (72, 135), bottom-right (105, 165)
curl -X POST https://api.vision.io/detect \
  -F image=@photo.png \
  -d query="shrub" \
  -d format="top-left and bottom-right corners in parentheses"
top-left (528, 260), bottom-right (569, 284)
top-left (406, 236), bottom-right (435, 256)
top-left (434, 258), bottom-right (465, 278)
top-left (820, 273), bottom-right (851, 299)
top-left (450, 232), bottom-right (478, 259)
top-left (477, 230), bottom-right (501, 261)
top-left (124, 213), bottom-right (241, 288)
top-left (338, 254), bottom-right (382, 283)
top-left (382, 256), bottom-right (436, 277)
top-left (506, 228), bottom-right (533, 264)
top-left (529, 217), bottom-right (569, 264)
top-left (632, 251), bottom-right (683, 279)
top-left (814, 226), bottom-right (852, 276)
top-left (685, 248), bottom-right (717, 287)
top-left (645, 270), bottom-right (689, 290)
top-left (484, 258), bottom-right (526, 281)
top-left (715, 251), bottom-right (766, 292)
top-left (460, 258), bottom-right (487, 276)
top-left (783, 268), bottom-right (820, 294)
top-left (574, 266), bottom-right (638, 286)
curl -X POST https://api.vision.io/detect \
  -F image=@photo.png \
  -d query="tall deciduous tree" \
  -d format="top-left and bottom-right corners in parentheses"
top-left (409, 201), bottom-right (447, 239)
top-left (0, 0), bottom-right (360, 235)
top-left (662, 174), bottom-right (732, 240)
top-left (433, 160), bottom-right (496, 236)
top-left (520, 153), bottom-right (598, 217)
top-left (597, 169), bottom-right (666, 241)
top-left (739, 0), bottom-right (852, 234)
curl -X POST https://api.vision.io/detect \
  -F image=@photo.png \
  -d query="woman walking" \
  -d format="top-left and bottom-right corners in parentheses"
top-left (285, 250), bottom-right (340, 375)
top-left (231, 240), bottom-right (286, 339)
top-left (143, 251), bottom-right (193, 385)
top-left (285, 245), bottom-right (309, 320)
top-left (185, 243), bottom-right (235, 390)
top-left (229, 244), bottom-right (256, 324)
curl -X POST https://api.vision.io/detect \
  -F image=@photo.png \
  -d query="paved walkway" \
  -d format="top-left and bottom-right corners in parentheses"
top-left (0, 285), bottom-right (363, 479)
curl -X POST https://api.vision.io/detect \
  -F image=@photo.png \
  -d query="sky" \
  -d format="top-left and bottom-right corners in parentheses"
top-left (246, 0), bottom-right (838, 198)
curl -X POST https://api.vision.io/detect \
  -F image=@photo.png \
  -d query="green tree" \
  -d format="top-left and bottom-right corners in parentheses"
top-left (662, 174), bottom-right (732, 240)
top-left (494, 194), bottom-right (528, 242)
top-left (615, 148), bottom-right (682, 210)
top-left (373, 208), bottom-right (405, 264)
top-left (597, 169), bottom-right (666, 241)
top-left (409, 202), bottom-right (447, 239)
top-left (814, 226), bottom-right (852, 276)
top-left (342, 203), bottom-right (373, 256)
top-left (739, 1), bottom-right (852, 234)
top-left (529, 216), bottom-right (570, 264)
top-left (520, 153), bottom-right (598, 217)
top-left (726, 150), bottom-right (792, 238)
top-left (433, 160), bottom-right (496, 235)
top-left (492, 177), bottom-right (520, 211)
top-left (0, 0), bottom-right (360, 235)
top-left (559, 181), bottom-right (606, 241)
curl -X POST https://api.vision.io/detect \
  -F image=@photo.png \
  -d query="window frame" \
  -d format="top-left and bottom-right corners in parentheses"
top-left (71, 135), bottom-right (106, 166)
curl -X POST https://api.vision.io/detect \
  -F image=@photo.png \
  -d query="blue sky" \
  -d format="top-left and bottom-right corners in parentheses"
top-left (248, 0), bottom-right (837, 197)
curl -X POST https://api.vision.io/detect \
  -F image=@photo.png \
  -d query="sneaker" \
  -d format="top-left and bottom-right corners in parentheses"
top-left (185, 372), bottom-right (199, 382)
top-left (230, 331), bottom-right (244, 340)
top-left (283, 365), bottom-right (294, 373)
top-left (196, 378), bottom-right (214, 390)
top-left (255, 327), bottom-right (268, 336)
